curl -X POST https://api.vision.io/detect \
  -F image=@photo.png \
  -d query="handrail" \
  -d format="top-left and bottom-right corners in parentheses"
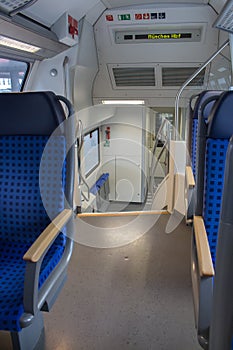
top-left (152, 118), bottom-right (167, 154)
top-left (150, 118), bottom-right (170, 194)
top-left (63, 56), bottom-right (70, 100)
top-left (150, 118), bottom-right (166, 173)
top-left (76, 119), bottom-right (90, 201)
top-left (174, 39), bottom-right (229, 140)
top-left (150, 140), bottom-right (169, 193)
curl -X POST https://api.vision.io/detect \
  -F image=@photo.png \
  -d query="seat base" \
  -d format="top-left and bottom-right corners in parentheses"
top-left (198, 333), bottom-right (209, 350)
top-left (191, 233), bottom-right (213, 349)
top-left (11, 312), bottom-right (44, 350)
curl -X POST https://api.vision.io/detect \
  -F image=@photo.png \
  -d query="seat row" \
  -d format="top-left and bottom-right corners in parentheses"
top-left (185, 90), bottom-right (233, 349)
top-left (0, 92), bottom-right (76, 349)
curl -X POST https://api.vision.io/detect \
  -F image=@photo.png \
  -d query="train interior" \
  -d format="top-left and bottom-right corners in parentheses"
top-left (0, 0), bottom-right (232, 349)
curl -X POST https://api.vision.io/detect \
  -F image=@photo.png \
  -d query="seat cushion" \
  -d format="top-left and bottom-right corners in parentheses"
top-left (0, 237), bottom-right (65, 331)
top-left (0, 134), bottom-right (67, 332)
top-left (191, 118), bottom-right (198, 179)
top-left (203, 139), bottom-right (228, 266)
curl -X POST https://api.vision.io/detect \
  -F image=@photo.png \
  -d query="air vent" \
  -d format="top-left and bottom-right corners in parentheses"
top-left (113, 67), bottom-right (155, 87)
top-left (0, 0), bottom-right (38, 16)
top-left (162, 67), bottom-right (205, 86)
top-left (214, 0), bottom-right (233, 33)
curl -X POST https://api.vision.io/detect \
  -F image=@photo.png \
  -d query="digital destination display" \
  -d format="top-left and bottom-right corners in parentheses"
top-left (115, 29), bottom-right (201, 44)
top-left (134, 33), bottom-right (192, 40)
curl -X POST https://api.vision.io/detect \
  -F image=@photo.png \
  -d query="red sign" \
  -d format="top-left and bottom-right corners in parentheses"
top-left (68, 15), bottom-right (78, 39)
top-left (143, 13), bottom-right (150, 20)
top-left (106, 14), bottom-right (114, 21)
top-left (135, 13), bottom-right (142, 20)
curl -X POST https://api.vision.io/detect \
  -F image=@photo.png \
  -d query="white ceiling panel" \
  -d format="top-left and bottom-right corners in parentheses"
top-left (21, 0), bottom-right (227, 28)
top-left (23, 0), bottom-right (100, 27)
top-left (209, 0), bottom-right (227, 13)
top-left (102, 0), bottom-right (208, 8)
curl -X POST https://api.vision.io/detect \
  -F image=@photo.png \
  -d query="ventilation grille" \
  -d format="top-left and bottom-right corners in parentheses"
top-left (0, 0), bottom-right (38, 15)
top-left (214, 0), bottom-right (233, 33)
top-left (162, 67), bottom-right (205, 86)
top-left (113, 67), bottom-right (155, 87)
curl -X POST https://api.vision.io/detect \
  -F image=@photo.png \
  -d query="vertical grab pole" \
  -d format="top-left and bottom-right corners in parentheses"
top-left (174, 40), bottom-right (229, 140)
top-left (229, 34), bottom-right (233, 89)
top-left (168, 40), bottom-right (229, 213)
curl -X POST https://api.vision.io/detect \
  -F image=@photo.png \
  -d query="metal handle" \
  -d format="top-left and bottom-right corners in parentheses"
top-left (174, 39), bottom-right (229, 140)
top-left (76, 119), bottom-right (90, 201)
top-left (150, 118), bottom-right (170, 194)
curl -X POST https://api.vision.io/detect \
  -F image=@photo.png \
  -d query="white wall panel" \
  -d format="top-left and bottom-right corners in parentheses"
top-left (116, 156), bottom-right (141, 202)
top-left (73, 19), bottom-right (99, 111)
top-left (101, 155), bottom-right (116, 200)
top-left (93, 4), bottom-right (219, 106)
top-left (26, 45), bottom-right (78, 96)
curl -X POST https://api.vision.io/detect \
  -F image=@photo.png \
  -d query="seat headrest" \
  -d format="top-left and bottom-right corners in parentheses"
top-left (208, 91), bottom-right (233, 139)
top-left (192, 90), bottom-right (222, 120)
top-left (0, 91), bottom-right (66, 136)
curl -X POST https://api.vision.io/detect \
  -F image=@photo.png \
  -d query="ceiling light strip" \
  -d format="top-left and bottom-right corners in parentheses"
top-left (0, 36), bottom-right (40, 53)
top-left (102, 100), bottom-right (145, 105)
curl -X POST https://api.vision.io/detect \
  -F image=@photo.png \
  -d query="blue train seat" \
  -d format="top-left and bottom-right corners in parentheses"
top-left (90, 173), bottom-right (110, 212)
top-left (191, 90), bottom-right (233, 349)
top-left (0, 92), bottom-right (76, 349)
top-left (209, 136), bottom-right (233, 350)
top-left (90, 173), bottom-right (109, 195)
top-left (185, 90), bottom-right (222, 223)
top-left (190, 90), bottom-right (222, 178)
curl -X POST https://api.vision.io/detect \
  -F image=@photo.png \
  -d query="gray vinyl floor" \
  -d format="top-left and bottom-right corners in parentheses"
top-left (1, 214), bottom-right (202, 350)
top-left (43, 214), bottom-right (201, 350)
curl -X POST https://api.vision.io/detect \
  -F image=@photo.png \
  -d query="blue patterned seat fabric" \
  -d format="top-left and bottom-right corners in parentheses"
top-left (0, 135), bottom-right (66, 331)
top-left (203, 138), bottom-right (228, 267)
top-left (190, 91), bottom-right (222, 179)
top-left (191, 118), bottom-right (198, 179)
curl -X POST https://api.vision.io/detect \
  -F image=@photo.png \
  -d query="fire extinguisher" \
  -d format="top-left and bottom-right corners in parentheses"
top-left (104, 126), bottom-right (111, 147)
top-left (105, 126), bottom-right (110, 140)
top-left (68, 15), bottom-right (78, 39)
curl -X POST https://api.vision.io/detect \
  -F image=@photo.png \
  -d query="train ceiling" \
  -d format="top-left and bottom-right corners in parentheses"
top-left (22, 0), bottom-right (227, 27)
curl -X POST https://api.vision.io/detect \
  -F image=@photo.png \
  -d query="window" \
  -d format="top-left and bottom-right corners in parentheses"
top-left (83, 128), bottom-right (100, 177)
top-left (0, 57), bottom-right (29, 92)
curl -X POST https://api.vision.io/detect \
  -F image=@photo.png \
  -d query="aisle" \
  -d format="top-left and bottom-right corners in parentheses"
top-left (42, 214), bottom-right (201, 350)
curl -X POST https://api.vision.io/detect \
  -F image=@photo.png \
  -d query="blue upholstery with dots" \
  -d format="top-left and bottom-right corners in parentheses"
top-left (190, 91), bottom-right (222, 178)
top-left (191, 91), bottom-right (233, 348)
top-left (191, 119), bottom-right (198, 179)
top-left (203, 139), bottom-right (228, 267)
top-left (0, 135), bottom-right (66, 331)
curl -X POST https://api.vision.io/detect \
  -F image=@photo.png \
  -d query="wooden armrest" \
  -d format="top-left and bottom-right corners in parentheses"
top-left (193, 216), bottom-right (215, 277)
top-left (186, 166), bottom-right (195, 188)
top-left (23, 209), bottom-right (73, 263)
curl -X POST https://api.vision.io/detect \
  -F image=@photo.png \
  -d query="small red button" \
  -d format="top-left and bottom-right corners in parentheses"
top-left (143, 13), bottom-right (150, 20)
top-left (135, 13), bottom-right (142, 20)
top-left (106, 14), bottom-right (114, 21)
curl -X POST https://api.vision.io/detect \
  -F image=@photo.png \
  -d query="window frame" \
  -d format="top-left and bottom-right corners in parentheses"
top-left (83, 127), bottom-right (100, 178)
top-left (0, 56), bottom-right (30, 92)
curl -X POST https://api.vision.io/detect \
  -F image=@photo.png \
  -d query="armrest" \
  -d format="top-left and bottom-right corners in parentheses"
top-left (23, 209), bottom-right (73, 263)
top-left (193, 216), bottom-right (215, 277)
top-left (186, 166), bottom-right (195, 188)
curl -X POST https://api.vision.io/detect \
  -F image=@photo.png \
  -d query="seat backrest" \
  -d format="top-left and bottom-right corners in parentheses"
top-left (209, 136), bottom-right (233, 350)
top-left (189, 90), bottom-right (222, 179)
top-left (195, 91), bottom-right (233, 266)
top-left (0, 92), bottom-right (74, 245)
